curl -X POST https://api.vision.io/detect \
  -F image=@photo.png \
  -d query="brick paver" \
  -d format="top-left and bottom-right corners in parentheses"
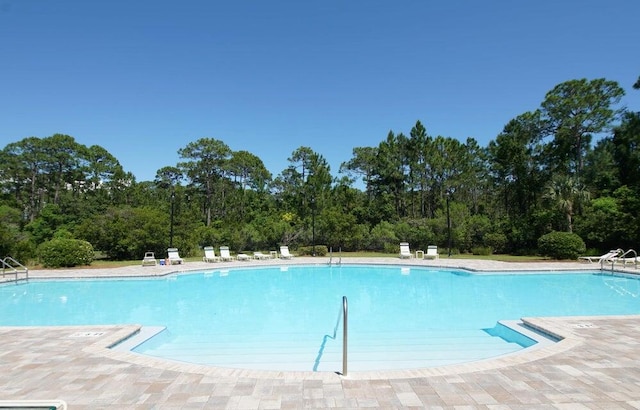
top-left (1, 257), bottom-right (639, 408)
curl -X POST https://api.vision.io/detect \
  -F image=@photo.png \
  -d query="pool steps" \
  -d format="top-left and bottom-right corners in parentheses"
top-left (135, 328), bottom-right (524, 372)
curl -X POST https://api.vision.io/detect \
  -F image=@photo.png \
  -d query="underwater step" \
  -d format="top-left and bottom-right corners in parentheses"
top-left (135, 326), bottom-right (526, 371)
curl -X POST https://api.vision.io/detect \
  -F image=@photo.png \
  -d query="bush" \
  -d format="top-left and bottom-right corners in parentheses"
top-left (369, 221), bottom-right (398, 251)
top-left (76, 206), bottom-right (168, 260)
top-left (537, 231), bottom-right (586, 260)
top-left (483, 232), bottom-right (507, 254)
top-left (297, 245), bottom-right (328, 256)
top-left (471, 246), bottom-right (493, 256)
top-left (13, 240), bottom-right (37, 266)
top-left (39, 238), bottom-right (94, 268)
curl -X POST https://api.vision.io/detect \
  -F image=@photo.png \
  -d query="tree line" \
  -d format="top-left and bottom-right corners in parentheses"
top-left (1, 77), bottom-right (639, 263)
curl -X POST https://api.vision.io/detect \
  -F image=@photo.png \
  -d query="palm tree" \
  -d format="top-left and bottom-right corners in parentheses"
top-left (543, 174), bottom-right (590, 233)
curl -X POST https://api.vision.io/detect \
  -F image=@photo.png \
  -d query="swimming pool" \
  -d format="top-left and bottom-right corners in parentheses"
top-left (1, 265), bottom-right (639, 372)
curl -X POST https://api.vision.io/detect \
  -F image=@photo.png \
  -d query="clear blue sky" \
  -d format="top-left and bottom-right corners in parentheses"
top-left (2, 1), bottom-right (639, 183)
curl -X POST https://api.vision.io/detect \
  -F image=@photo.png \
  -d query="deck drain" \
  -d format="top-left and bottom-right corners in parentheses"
top-left (569, 323), bottom-right (598, 329)
top-left (69, 331), bottom-right (106, 338)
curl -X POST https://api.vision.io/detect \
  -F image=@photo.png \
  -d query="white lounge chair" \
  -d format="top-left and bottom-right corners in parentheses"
top-left (425, 245), bottom-right (439, 260)
top-left (202, 246), bottom-right (220, 262)
top-left (167, 248), bottom-right (184, 265)
top-left (399, 242), bottom-right (413, 259)
top-left (219, 246), bottom-right (235, 261)
top-left (578, 249), bottom-right (622, 263)
top-left (237, 253), bottom-right (251, 261)
top-left (142, 251), bottom-right (157, 266)
top-left (254, 251), bottom-right (271, 260)
top-left (618, 256), bottom-right (639, 265)
top-left (279, 246), bottom-right (294, 259)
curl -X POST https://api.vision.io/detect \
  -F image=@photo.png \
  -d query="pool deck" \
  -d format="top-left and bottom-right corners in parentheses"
top-left (3, 257), bottom-right (640, 408)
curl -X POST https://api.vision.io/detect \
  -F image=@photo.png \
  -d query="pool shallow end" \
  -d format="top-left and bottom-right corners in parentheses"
top-left (84, 316), bottom-right (587, 381)
top-left (102, 321), bottom-right (564, 375)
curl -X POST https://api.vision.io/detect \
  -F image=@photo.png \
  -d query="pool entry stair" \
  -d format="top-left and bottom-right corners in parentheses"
top-left (133, 326), bottom-right (529, 372)
top-left (1, 256), bottom-right (28, 284)
top-left (132, 295), bottom-right (532, 373)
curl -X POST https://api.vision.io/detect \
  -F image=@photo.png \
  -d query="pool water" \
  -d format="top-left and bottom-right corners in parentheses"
top-left (1, 265), bottom-right (639, 371)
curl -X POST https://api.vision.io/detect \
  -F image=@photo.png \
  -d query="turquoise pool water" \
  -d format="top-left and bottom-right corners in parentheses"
top-left (1, 265), bottom-right (639, 371)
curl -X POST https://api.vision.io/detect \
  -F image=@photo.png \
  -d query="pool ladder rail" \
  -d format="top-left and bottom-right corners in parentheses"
top-left (602, 249), bottom-right (638, 272)
top-left (1, 256), bottom-right (29, 284)
top-left (341, 296), bottom-right (348, 376)
top-left (328, 247), bottom-right (342, 266)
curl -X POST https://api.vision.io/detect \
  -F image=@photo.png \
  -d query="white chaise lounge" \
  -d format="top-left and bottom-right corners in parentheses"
top-left (167, 248), bottom-right (184, 265)
top-left (425, 245), bottom-right (439, 260)
top-left (142, 251), bottom-right (157, 266)
top-left (279, 246), bottom-right (294, 259)
top-left (219, 246), bottom-right (235, 261)
top-left (399, 242), bottom-right (413, 259)
top-left (254, 251), bottom-right (271, 260)
top-left (578, 249), bottom-right (622, 263)
top-left (203, 246), bottom-right (221, 262)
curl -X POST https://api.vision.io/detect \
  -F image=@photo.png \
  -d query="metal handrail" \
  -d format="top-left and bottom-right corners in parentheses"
top-left (328, 247), bottom-right (343, 266)
top-left (599, 249), bottom-right (623, 272)
top-left (342, 296), bottom-right (348, 376)
top-left (312, 295), bottom-right (348, 373)
top-left (1, 256), bottom-right (29, 283)
top-left (617, 249), bottom-right (638, 270)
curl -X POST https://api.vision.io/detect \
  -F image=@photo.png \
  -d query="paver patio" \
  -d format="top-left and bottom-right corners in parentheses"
top-left (1, 257), bottom-right (639, 409)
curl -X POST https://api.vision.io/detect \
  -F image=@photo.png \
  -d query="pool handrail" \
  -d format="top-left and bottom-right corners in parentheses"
top-left (328, 247), bottom-right (342, 266)
top-left (615, 249), bottom-right (638, 271)
top-left (1, 256), bottom-right (29, 284)
top-left (342, 295), bottom-right (348, 376)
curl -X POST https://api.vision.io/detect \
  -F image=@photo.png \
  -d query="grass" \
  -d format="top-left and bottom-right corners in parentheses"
top-left (449, 253), bottom-right (554, 262)
top-left (28, 250), bottom-right (556, 270)
top-left (113, 251), bottom-right (551, 265)
top-left (323, 250), bottom-right (552, 262)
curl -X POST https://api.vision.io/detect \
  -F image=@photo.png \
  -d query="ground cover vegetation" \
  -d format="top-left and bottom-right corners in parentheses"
top-left (1, 77), bottom-right (639, 266)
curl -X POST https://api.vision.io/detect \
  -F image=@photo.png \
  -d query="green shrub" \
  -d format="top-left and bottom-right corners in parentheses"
top-left (483, 232), bottom-right (507, 254)
top-left (471, 246), bottom-right (493, 256)
top-left (13, 240), bottom-right (36, 266)
top-left (297, 245), bottom-right (328, 256)
top-left (537, 231), bottom-right (586, 260)
top-left (583, 247), bottom-right (602, 257)
top-left (369, 221), bottom-right (398, 251)
top-left (384, 243), bottom-right (399, 254)
top-left (39, 238), bottom-right (94, 268)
